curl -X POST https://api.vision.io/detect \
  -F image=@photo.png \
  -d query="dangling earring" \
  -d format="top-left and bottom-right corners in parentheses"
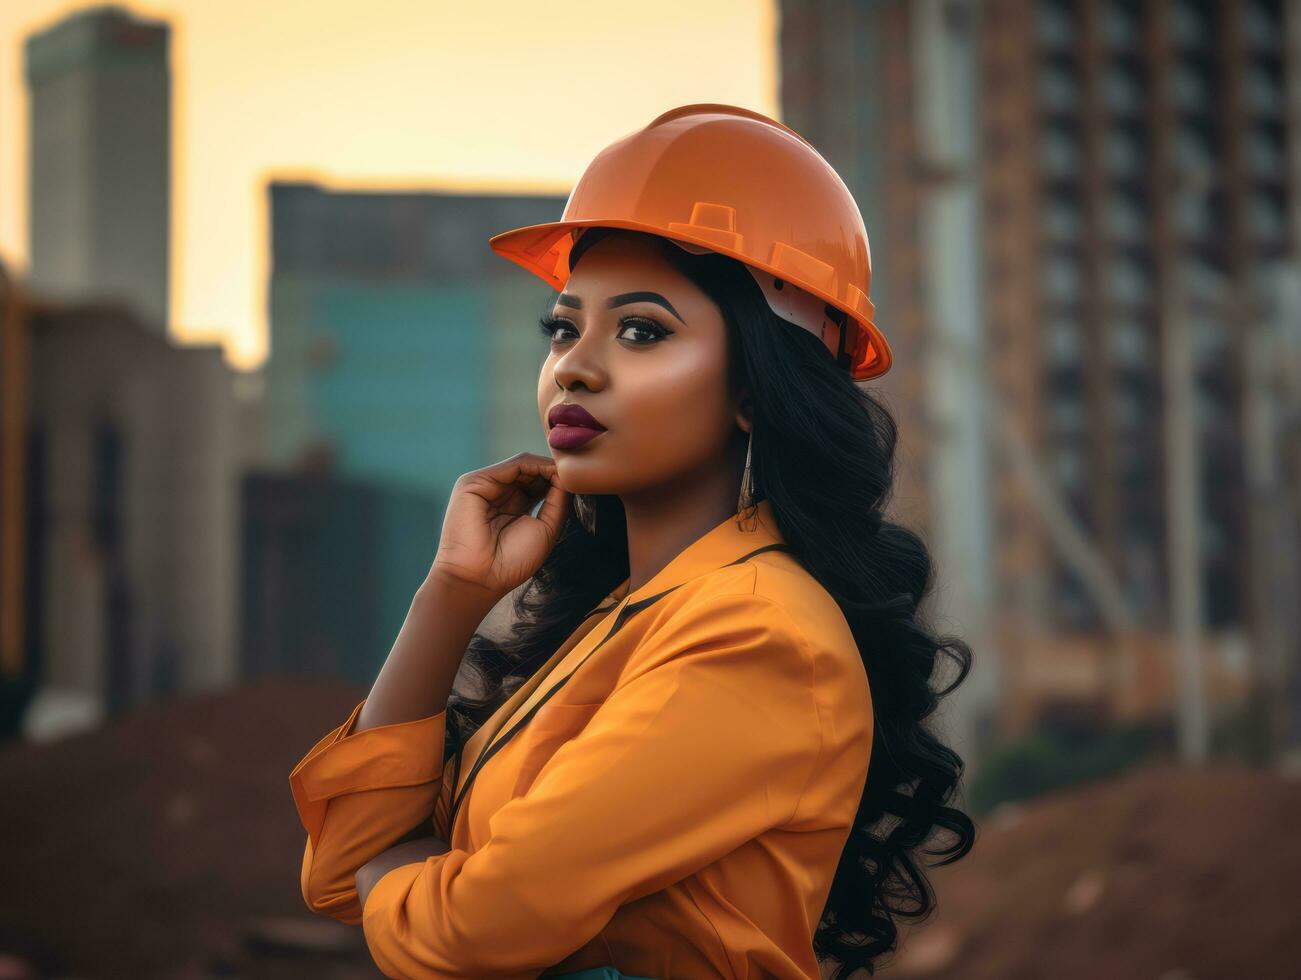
top-left (573, 493), bottom-right (598, 534)
top-left (737, 429), bottom-right (758, 531)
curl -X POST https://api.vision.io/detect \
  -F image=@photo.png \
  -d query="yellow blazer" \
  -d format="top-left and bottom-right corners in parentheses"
top-left (289, 498), bottom-right (873, 979)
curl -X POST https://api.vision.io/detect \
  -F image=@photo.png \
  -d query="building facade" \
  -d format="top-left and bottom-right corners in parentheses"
top-left (24, 5), bottom-right (171, 332)
top-left (782, 0), bottom-right (1001, 760)
top-left (0, 273), bottom-right (241, 738)
top-left (979, 0), bottom-right (1299, 737)
top-left (264, 183), bottom-right (568, 498)
top-left (781, 0), bottom-right (1301, 750)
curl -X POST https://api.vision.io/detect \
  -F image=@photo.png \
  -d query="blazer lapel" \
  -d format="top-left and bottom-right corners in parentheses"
top-left (454, 586), bottom-right (627, 799)
top-left (450, 499), bottom-right (788, 813)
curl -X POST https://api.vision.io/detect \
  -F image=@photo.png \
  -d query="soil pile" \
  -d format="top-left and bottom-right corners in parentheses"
top-left (0, 678), bottom-right (382, 979)
top-left (2, 680), bottom-right (1297, 978)
top-left (882, 759), bottom-right (1301, 980)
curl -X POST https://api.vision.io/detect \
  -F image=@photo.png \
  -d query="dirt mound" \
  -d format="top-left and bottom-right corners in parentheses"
top-left (2, 681), bottom-right (1297, 979)
top-left (0, 677), bottom-right (383, 978)
top-left (883, 760), bottom-right (1301, 980)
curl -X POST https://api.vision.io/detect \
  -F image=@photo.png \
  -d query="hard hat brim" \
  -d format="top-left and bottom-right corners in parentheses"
top-left (488, 217), bottom-right (892, 381)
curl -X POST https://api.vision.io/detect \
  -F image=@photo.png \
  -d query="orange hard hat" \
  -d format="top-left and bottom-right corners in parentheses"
top-left (487, 103), bottom-right (892, 381)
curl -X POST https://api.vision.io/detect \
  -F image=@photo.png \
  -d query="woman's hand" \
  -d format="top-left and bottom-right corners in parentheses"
top-left (356, 836), bottom-right (452, 911)
top-left (352, 452), bottom-right (567, 734)
top-left (429, 452), bottom-right (570, 602)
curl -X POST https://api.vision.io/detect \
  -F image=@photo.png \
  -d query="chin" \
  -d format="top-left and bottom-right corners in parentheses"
top-left (553, 459), bottom-right (624, 497)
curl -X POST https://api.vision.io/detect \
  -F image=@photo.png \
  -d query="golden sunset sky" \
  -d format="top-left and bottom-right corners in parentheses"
top-left (1, 0), bottom-right (777, 370)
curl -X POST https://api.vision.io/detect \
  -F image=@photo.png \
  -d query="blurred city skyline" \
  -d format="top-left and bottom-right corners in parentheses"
top-left (0, 0), bottom-right (779, 369)
top-left (3, 3), bottom-right (1300, 972)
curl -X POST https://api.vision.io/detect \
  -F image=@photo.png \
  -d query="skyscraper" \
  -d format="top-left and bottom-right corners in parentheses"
top-left (977, 0), bottom-right (1298, 742)
top-left (781, 0), bottom-right (1301, 747)
top-left (24, 4), bottom-right (170, 332)
top-left (264, 182), bottom-right (567, 497)
top-left (782, 0), bottom-right (1000, 759)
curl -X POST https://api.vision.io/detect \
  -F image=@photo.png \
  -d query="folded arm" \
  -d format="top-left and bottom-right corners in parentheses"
top-left (289, 700), bottom-right (454, 924)
top-left (358, 592), bottom-right (823, 978)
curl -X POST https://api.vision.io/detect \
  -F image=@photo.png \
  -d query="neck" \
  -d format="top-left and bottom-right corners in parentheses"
top-left (618, 466), bottom-right (743, 595)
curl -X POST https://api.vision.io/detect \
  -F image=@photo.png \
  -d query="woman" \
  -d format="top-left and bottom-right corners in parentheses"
top-left (288, 104), bottom-right (975, 979)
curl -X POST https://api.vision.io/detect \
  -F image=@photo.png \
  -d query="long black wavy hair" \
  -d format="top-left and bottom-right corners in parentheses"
top-left (444, 227), bottom-right (976, 975)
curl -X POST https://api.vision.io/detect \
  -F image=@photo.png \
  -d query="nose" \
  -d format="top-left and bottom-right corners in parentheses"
top-left (550, 327), bottom-right (607, 392)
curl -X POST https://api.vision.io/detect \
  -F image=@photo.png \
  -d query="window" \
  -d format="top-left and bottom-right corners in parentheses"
top-left (1054, 567), bottom-right (1096, 631)
top-left (1102, 2), bottom-right (1140, 49)
top-left (1172, 3), bottom-right (1209, 49)
top-left (1050, 395), bottom-right (1087, 432)
top-left (1053, 443), bottom-right (1086, 490)
top-left (1036, 0), bottom-right (1074, 48)
top-left (1174, 191), bottom-right (1211, 238)
top-left (1043, 255), bottom-right (1082, 302)
top-left (1192, 385), bottom-right (1227, 431)
top-left (1120, 523), bottom-right (1161, 620)
top-left (1175, 125), bottom-right (1215, 172)
top-left (1043, 197), bottom-right (1082, 240)
top-left (1112, 384), bottom-right (1146, 429)
top-left (1106, 194), bottom-right (1145, 242)
top-left (1105, 128), bottom-right (1144, 176)
top-left (1245, 65), bottom-right (1283, 116)
top-left (1183, 258), bottom-right (1227, 305)
top-left (1108, 317), bottom-right (1149, 368)
top-left (1189, 315), bottom-right (1228, 363)
top-left (1244, 1), bottom-right (1282, 49)
top-left (1246, 127), bottom-right (1284, 176)
top-left (1103, 68), bottom-right (1143, 115)
top-left (1250, 191), bottom-right (1285, 242)
top-left (1041, 123), bottom-right (1080, 177)
top-left (1109, 257), bottom-right (1151, 306)
top-left (1046, 315), bottom-right (1083, 364)
top-left (1173, 64), bottom-right (1211, 111)
top-left (1200, 511), bottom-right (1226, 558)
top-left (1040, 64), bottom-right (1078, 112)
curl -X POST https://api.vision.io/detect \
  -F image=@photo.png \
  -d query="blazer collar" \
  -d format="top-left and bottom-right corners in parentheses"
top-left (593, 498), bottom-right (785, 613)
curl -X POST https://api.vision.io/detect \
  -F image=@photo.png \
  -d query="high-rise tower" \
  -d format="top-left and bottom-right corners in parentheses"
top-left (24, 5), bottom-right (170, 332)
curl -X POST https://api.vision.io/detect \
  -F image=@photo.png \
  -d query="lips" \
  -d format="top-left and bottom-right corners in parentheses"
top-left (548, 403), bottom-right (606, 430)
top-left (548, 402), bottom-right (607, 451)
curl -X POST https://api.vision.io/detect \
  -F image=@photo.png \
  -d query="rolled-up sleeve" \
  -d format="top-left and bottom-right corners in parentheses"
top-left (289, 698), bottom-right (452, 924)
top-left (359, 593), bottom-right (822, 978)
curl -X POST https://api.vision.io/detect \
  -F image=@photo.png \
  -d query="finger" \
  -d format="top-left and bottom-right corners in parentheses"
top-left (498, 472), bottom-right (555, 516)
top-left (519, 472), bottom-right (555, 500)
top-left (534, 481), bottom-right (570, 540)
top-left (480, 455), bottom-right (556, 486)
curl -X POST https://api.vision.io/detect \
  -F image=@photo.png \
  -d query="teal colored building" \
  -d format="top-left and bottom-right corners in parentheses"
top-left (258, 184), bottom-right (569, 680)
top-left (265, 182), bottom-right (567, 498)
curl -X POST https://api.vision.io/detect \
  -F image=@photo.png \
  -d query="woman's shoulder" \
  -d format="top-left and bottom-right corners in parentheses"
top-left (644, 551), bottom-right (872, 729)
top-left (662, 549), bottom-right (859, 666)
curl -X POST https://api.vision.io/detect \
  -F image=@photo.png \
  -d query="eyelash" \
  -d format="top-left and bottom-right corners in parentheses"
top-left (537, 314), bottom-right (671, 346)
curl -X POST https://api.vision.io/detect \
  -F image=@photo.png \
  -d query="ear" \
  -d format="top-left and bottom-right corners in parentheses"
top-left (734, 388), bottom-right (754, 434)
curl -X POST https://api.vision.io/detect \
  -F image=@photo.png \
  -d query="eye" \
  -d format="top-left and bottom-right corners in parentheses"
top-left (537, 314), bottom-right (671, 346)
top-left (616, 316), bottom-right (671, 345)
top-left (538, 314), bottom-right (577, 342)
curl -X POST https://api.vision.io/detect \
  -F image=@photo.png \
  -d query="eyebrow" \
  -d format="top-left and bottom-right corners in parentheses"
top-left (609, 291), bottom-right (685, 325)
top-left (555, 290), bottom-right (686, 325)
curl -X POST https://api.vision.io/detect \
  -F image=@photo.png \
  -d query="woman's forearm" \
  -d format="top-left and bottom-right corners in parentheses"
top-left (354, 571), bottom-right (503, 732)
top-left (356, 836), bottom-right (452, 910)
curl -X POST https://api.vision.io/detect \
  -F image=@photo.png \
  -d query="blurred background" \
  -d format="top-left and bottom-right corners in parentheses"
top-left (1, 1), bottom-right (1299, 977)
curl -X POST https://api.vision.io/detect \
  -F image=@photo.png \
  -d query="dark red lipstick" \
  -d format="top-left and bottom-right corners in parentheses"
top-left (548, 402), bottom-right (607, 450)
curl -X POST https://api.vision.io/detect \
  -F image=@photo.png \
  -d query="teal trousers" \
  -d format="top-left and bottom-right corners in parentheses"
top-left (551, 970), bottom-right (655, 980)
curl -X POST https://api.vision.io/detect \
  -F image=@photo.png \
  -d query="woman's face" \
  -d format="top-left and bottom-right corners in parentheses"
top-left (537, 232), bottom-right (749, 499)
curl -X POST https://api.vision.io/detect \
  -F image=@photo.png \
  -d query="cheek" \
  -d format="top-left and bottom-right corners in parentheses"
top-left (617, 344), bottom-right (733, 450)
top-left (536, 356), bottom-right (556, 422)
